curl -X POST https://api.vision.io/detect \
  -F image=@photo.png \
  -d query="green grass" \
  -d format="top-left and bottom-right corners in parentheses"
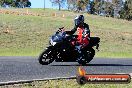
top-left (0, 8), bottom-right (132, 58)
top-left (1, 79), bottom-right (132, 88)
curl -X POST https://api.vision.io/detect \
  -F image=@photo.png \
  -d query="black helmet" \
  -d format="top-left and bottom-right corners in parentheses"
top-left (74, 15), bottom-right (84, 26)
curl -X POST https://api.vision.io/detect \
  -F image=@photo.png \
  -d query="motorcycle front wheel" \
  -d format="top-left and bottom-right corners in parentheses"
top-left (38, 48), bottom-right (54, 65)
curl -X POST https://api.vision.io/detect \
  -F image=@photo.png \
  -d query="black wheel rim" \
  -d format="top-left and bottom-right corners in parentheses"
top-left (41, 50), bottom-right (53, 63)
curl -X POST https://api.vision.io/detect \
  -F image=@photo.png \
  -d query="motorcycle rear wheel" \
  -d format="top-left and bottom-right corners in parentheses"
top-left (38, 48), bottom-right (54, 65)
top-left (78, 48), bottom-right (95, 65)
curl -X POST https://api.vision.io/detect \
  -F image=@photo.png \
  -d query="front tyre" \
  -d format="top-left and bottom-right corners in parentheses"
top-left (38, 48), bottom-right (54, 65)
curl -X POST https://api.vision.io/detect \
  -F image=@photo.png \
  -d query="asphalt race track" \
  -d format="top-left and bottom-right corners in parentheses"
top-left (0, 56), bottom-right (132, 83)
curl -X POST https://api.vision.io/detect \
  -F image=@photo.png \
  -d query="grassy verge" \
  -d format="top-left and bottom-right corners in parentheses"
top-left (0, 8), bottom-right (132, 58)
top-left (0, 79), bottom-right (132, 88)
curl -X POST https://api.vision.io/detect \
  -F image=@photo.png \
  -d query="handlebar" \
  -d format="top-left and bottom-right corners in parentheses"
top-left (59, 27), bottom-right (64, 30)
top-left (56, 27), bottom-right (65, 34)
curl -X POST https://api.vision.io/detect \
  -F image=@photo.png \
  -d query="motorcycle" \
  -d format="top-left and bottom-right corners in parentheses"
top-left (38, 27), bottom-right (100, 65)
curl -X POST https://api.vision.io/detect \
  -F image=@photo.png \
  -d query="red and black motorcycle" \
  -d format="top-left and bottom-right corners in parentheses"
top-left (38, 27), bottom-right (100, 65)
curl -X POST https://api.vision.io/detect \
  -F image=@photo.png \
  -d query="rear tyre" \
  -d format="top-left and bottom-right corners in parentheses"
top-left (78, 48), bottom-right (95, 65)
top-left (86, 48), bottom-right (95, 63)
top-left (38, 48), bottom-right (54, 65)
top-left (78, 59), bottom-right (87, 66)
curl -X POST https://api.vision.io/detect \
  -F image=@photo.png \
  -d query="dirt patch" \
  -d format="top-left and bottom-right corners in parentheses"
top-left (1, 26), bottom-right (15, 34)
top-left (121, 32), bottom-right (132, 37)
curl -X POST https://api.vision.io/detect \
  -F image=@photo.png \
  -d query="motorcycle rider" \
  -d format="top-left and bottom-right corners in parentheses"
top-left (66, 15), bottom-right (100, 50)
top-left (65, 15), bottom-right (90, 49)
